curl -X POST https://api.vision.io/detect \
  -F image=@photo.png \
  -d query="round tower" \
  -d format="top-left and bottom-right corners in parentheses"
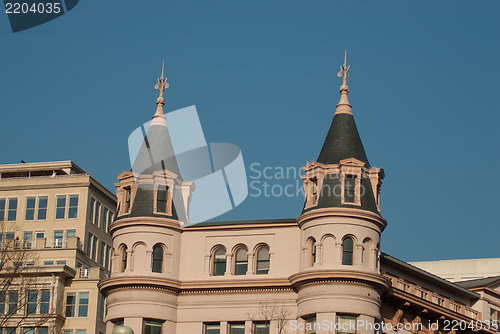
top-left (290, 53), bottom-right (390, 332)
top-left (99, 65), bottom-right (193, 334)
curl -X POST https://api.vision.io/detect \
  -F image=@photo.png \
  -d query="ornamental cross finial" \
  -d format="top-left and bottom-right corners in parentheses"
top-left (337, 50), bottom-right (350, 86)
top-left (155, 61), bottom-right (169, 98)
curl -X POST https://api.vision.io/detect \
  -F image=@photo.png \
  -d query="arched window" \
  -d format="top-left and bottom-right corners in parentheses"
top-left (212, 248), bottom-right (226, 276)
top-left (234, 247), bottom-right (248, 275)
top-left (255, 246), bottom-right (270, 275)
top-left (307, 238), bottom-right (316, 267)
top-left (152, 245), bottom-right (163, 273)
top-left (342, 237), bottom-right (354, 265)
top-left (121, 246), bottom-right (128, 272)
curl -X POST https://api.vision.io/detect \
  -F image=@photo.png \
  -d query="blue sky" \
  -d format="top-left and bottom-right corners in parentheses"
top-left (1, 1), bottom-right (499, 262)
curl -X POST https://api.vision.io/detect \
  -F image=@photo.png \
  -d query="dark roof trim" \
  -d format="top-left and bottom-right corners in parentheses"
top-left (381, 253), bottom-right (480, 299)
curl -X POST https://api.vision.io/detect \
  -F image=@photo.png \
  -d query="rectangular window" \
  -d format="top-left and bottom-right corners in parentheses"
top-left (204, 323), bottom-right (220, 334)
top-left (56, 260), bottom-right (66, 265)
top-left (228, 323), bottom-right (245, 334)
top-left (76, 331), bottom-right (86, 334)
top-left (254, 322), bottom-right (270, 334)
top-left (93, 201), bottom-right (100, 226)
top-left (56, 196), bottom-right (66, 219)
top-left (25, 197), bottom-right (36, 221)
top-left (103, 208), bottom-right (109, 231)
top-left (0, 199), bottom-right (5, 221)
top-left (92, 236), bottom-right (98, 261)
top-left (23, 232), bottom-right (33, 249)
top-left (43, 261), bottom-right (54, 265)
top-left (68, 195), bottom-right (79, 219)
top-left (63, 330), bottom-right (73, 334)
top-left (65, 293), bottom-right (76, 317)
top-left (40, 290), bottom-right (50, 314)
top-left (337, 315), bottom-right (357, 334)
top-left (124, 188), bottom-right (131, 213)
top-left (156, 186), bottom-right (168, 213)
top-left (78, 292), bottom-right (89, 317)
top-left (105, 244), bottom-right (110, 270)
top-left (8, 291), bottom-right (18, 315)
top-left (26, 290), bottom-right (37, 315)
top-left (86, 233), bottom-right (92, 257)
top-left (107, 210), bottom-right (114, 232)
top-left (54, 230), bottom-right (64, 248)
top-left (99, 293), bottom-right (105, 322)
top-left (0, 292), bottom-right (5, 315)
top-left (6, 328), bottom-right (16, 334)
top-left (38, 328), bottom-right (48, 334)
top-left (38, 197), bottom-right (48, 220)
top-left (144, 319), bottom-right (163, 334)
top-left (344, 176), bottom-right (356, 203)
top-left (89, 198), bottom-right (95, 223)
top-left (7, 198), bottom-right (17, 221)
top-left (99, 241), bottom-right (105, 266)
top-left (23, 328), bottom-right (34, 334)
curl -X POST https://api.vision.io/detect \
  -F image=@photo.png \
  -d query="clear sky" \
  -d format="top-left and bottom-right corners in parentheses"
top-left (1, 1), bottom-right (499, 262)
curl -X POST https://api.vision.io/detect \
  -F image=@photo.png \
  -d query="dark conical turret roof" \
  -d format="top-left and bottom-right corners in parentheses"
top-left (317, 112), bottom-right (370, 168)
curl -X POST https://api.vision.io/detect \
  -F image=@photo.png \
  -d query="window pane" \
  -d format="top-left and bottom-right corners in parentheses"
top-left (144, 320), bottom-right (163, 334)
top-left (37, 197), bottom-right (48, 220)
top-left (254, 323), bottom-right (270, 334)
top-left (8, 291), bottom-right (18, 314)
top-left (40, 290), bottom-right (50, 314)
top-left (76, 331), bottom-right (86, 334)
top-left (78, 292), bottom-right (89, 317)
top-left (54, 231), bottom-right (63, 248)
top-left (256, 247), bottom-right (270, 274)
top-left (156, 187), bottom-right (168, 213)
top-left (204, 323), bottom-right (220, 334)
top-left (152, 246), bottom-right (163, 273)
top-left (234, 248), bottom-right (248, 275)
top-left (6, 328), bottom-right (16, 334)
top-left (38, 328), bottom-right (48, 334)
top-left (0, 199), bottom-right (5, 221)
top-left (229, 323), bottom-right (245, 334)
top-left (56, 196), bottom-right (66, 219)
top-left (93, 201), bottom-right (100, 225)
top-left (26, 290), bottom-right (37, 314)
top-left (68, 195), bottom-right (78, 219)
top-left (23, 328), bottom-right (34, 334)
top-left (65, 293), bottom-right (76, 317)
top-left (7, 198), bottom-right (17, 221)
top-left (213, 249), bottom-right (226, 276)
top-left (99, 241), bottom-right (105, 265)
top-left (344, 176), bottom-right (356, 203)
top-left (25, 198), bottom-right (36, 220)
top-left (0, 292), bottom-right (6, 315)
top-left (342, 238), bottom-right (354, 265)
top-left (337, 315), bottom-right (357, 334)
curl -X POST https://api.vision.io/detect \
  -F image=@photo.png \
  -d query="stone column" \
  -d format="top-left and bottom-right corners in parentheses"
top-left (225, 252), bottom-right (233, 276)
top-left (316, 243), bottom-right (323, 266)
top-left (125, 250), bottom-right (132, 272)
top-left (335, 242), bottom-right (342, 264)
top-left (146, 250), bottom-right (152, 270)
top-left (247, 252), bottom-right (254, 275)
top-left (204, 254), bottom-right (211, 275)
top-left (356, 244), bottom-right (363, 265)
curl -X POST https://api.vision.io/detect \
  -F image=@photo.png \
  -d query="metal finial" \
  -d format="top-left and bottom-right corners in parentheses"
top-left (337, 50), bottom-right (350, 86)
top-left (155, 61), bottom-right (169, 99)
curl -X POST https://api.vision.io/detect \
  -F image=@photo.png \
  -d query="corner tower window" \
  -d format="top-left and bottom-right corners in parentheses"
top-left (342, 237), bottom-right (354, 265)
top-left (212, 248), bottom-right (226, 276)
top-left (121, 246), bottom-right (128, 272)
top-left (124, 188), bottom-right (132, 213)
top-left (344, 175), bottom-right (356, 203)
top-left (156, 186), bottom-right (168, 214)
top-left (152, 245), bottom-right (163, 273)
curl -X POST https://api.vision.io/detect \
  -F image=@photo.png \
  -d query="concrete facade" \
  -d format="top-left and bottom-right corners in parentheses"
top-left (0, 161), bottom-right (116, 334)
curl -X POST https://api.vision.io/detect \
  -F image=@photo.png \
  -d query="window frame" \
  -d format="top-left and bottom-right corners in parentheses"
top-left (233, 246), bottom-right (248, 275)
top-left (255, 245), bottom-right (270, 275)
top-left (342, 237), bottom-right (354, 266)
top-left (212, 247), bottom-right (227, 276)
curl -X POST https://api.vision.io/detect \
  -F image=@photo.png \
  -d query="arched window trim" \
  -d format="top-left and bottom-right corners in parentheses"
top-left (255, 245), bottom-right (270, 275)
top-left (342, 236), bottom-right (355, 266)
top-left (152, 244), bottom-right (164, 273)
top-left (212, 246), bottom-right (227, 276)
top-left (233, 246), bottom-right (248, 275)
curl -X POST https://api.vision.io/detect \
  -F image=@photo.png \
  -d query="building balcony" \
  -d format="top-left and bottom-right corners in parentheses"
top-left (78, 266), bottom-right (110, 280)
top-left (384, 273), bottom-right (481, 320)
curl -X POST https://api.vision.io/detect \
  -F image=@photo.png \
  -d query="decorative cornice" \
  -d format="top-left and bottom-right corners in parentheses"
top-left (289, 269), bottom-right (390, 292)
top-left (296, 207), bottom-right (387, 230)
top-left (109, 216), bottom-right (183, 233)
